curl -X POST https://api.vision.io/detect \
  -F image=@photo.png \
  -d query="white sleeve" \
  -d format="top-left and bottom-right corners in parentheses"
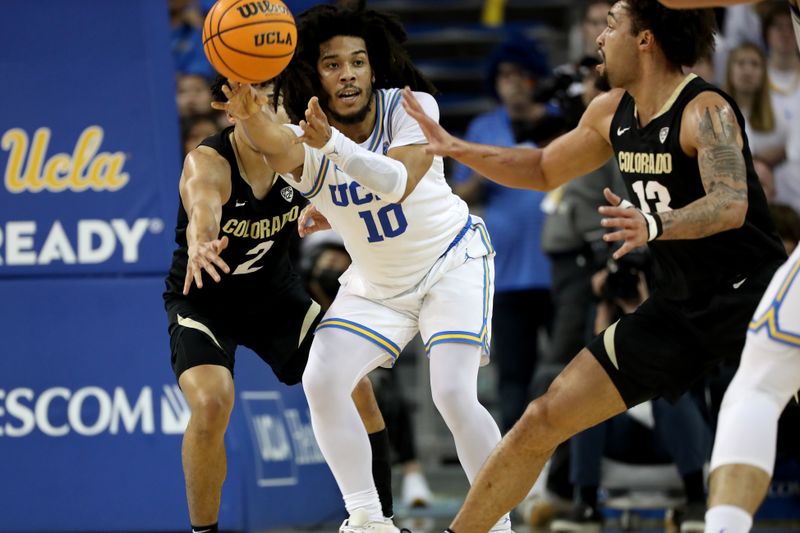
top-left (389, 91), bottom-right (440, 150)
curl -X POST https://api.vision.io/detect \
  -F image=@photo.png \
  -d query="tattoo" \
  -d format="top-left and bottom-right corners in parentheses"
top-left (661, 104), bottom-right (747, 239)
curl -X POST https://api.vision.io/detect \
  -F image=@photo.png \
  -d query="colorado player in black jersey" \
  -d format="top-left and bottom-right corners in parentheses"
top-left (163, 79), bottom-right (394, 533)
top-left (402, 1), bottom-right (788, 532)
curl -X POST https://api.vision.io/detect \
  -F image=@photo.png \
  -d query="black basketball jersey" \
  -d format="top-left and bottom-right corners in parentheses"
top-left (609, 76), bottom-right (786, 300)
top-left (164, 126), bottom-right (307, 309)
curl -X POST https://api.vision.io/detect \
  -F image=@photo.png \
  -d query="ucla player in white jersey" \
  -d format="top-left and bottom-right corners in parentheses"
top-left (214, 5), bottom-right (508, 533)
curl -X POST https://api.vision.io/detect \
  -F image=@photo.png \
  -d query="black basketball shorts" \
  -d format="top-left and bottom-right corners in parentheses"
top-left (587, 261), bottom-right (782, 407)
top-left (164, 282), bottom-right (322, 385)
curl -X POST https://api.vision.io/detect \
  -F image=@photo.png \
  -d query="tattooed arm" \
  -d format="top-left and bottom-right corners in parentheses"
top-left (657, 92), bottom-right (748, 238)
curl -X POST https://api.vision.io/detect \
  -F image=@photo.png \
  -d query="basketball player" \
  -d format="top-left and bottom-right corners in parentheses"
top-left (163, 79), bottom-right (395, 533)
top-left (402, 2), bottom-right (788, 532)
top-left (214, 5), bottom-right (507, 533)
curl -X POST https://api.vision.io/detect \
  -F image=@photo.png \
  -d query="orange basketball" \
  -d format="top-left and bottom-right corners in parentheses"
top-left (202, 0), bottom-right (297, 84)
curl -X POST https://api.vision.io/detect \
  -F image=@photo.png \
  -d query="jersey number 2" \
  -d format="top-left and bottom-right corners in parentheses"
top-left (232, 241), bottom-right (275, 275)
top-left (631, 180), bottom-right (672, 213)
top-left (358, 204), bottom-right (408, 243)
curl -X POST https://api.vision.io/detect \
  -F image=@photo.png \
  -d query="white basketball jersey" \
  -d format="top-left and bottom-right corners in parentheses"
top-left (283, 89), bottom-right (469, 297)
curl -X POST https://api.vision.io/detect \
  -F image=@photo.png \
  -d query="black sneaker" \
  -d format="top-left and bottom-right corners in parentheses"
top-left (550, 503), bottom-right (603, 532)
top-left (666, 502), bottom-right (705, 533)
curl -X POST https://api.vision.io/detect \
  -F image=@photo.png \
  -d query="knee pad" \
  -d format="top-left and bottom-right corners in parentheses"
top-left (710, 390), bottom-right (782, 475)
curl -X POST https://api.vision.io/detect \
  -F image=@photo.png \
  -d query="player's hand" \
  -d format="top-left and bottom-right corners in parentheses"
top-left (401, 87), bottom-right (459, 157)
top-left (210, 82), bottom-right (268, 121)
top-left (183, 236), bottom-right (231, 295)
top-left (296, 97), bottom-right (332, 149)
top-left (598, 188), bottom-right (648, 260)
top-left (298, 204), bottom-right (331, 237)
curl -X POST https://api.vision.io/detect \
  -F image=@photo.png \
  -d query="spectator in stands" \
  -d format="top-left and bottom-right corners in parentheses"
top-left (181, 113), bottom-right (219, 157)
top-left (762, 2), bottom-right (800, 124)
top-left (724, 42), bottom-right (789, 167)
top-left (170, 0), bottom-right (214, 78)
top-left (177, 73), bottom-right (215, 119)
top-left (769, 203), bottom-right (800, 254)
top-left (451, 35), bottom-right (555, 433)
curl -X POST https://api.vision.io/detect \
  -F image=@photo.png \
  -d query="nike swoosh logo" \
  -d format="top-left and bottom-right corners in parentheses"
top-left (235, 200), bottom-right (246, 207)
top-left (617, 127), bottom-right (631, 136)
top-left (193, 529), bottom-right (213, 533)
top-left (733, 278), bottom-right (746, 289)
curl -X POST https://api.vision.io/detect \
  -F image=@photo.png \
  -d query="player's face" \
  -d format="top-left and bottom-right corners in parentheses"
top-left (596, 2), bottom-right (639, 89)
top-left (317, 35), bottom-right (375, 125)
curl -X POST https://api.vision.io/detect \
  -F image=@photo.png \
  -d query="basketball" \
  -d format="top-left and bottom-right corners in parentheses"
top-left (202, 0), bottom-right (297, 84)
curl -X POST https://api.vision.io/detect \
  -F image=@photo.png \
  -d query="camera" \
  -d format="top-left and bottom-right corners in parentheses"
top-left (602, 248), bottom-right (651, 303)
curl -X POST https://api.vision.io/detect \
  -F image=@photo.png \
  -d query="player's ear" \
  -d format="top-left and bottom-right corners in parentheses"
top-left (638, 30), bottom-right (653, 48)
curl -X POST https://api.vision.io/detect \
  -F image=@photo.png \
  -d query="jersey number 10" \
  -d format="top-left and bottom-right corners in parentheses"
top-left (358, 204), bottom-right (408, 243)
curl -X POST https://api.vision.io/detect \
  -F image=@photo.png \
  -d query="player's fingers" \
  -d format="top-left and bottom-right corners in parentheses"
top-left (613, 241), bottom-right (634, 260)
top-left (193, 265), bottom-right (204, 289)
top-left (309, 96), bottom-right (324, 117)
top-left (603, 230), bottom-right (626, 242)
top-left (217, 235), bottom-right (229, 251)
top-left (202, 262), bottom-right (221, 283)
top-left (601, 217), bottom-right (634, 229)
top-left (210, 102), bottom-right (227, 111)
top-left (183, 267), bottom-right (194, 295)
top-left (207, 252), bottom-right (229, 274)
top-left (603, 187), bottom-right (620, 205)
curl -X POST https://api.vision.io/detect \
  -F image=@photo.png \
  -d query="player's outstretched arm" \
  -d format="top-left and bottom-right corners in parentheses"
top-left (401, 87), bottom-right (618, 191)
top-left (180, 147), bottom-right (232, 294)
top-left (298, 96), bottom-right (414, 203)
top-left (211, 82), bottom-right (305, 176)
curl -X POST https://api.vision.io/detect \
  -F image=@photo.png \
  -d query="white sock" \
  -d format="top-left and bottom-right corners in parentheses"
top-left (344, 487), bottom-right (384, 523)
top-left (704, 505), bottom-right (753, 533)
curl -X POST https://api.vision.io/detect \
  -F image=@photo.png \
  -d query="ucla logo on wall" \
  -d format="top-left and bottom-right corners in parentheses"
top-left (2, 126), bottom-right (129, 193)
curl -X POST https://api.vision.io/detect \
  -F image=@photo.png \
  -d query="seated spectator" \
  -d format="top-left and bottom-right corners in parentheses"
top-left (170, 0), bottom-right (214, 78)
top-left (724, 42), bottom-right (789, 167)
top-left (176, 73), bottom-right (214, 119)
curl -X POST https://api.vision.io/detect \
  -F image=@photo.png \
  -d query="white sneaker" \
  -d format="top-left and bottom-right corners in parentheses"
top-left (401, 471), bottom-right (433, 507)
top-left (340, 509), bottom-right (400, 533)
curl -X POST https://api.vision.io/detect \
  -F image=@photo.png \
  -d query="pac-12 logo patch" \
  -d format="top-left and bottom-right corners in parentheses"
top-left (281, 186), bottom-right (294, 202)
top-left (659, 127), bottom-right (669, 144)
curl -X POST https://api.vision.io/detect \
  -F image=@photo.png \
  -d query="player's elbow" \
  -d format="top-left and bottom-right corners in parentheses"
top-left (723, 199), bottom-right (748, 229)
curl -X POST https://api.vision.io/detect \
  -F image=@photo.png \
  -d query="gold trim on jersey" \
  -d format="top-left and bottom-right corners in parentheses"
top-left (603, 320), bottom-right (620, 370)
top-left (177, 314), bottom-right (223, 350)
top-left (634, 73), bottom-right (697, 123)
top-left (298, 300), bottom-right (321, 347)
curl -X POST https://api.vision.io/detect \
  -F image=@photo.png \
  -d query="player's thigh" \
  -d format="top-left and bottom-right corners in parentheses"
top-left (238, 282), bottom-right (321, 386)
top-left (419, 253), bottom-right (494, 359)
top-left (315, 286), bottom-right (418, 368)
top-left (728, 331), bottom-right (800, 407)
top-left (586, 296), bottom-right (702, 407)
top-left (165, 297), bottom-right (237, 382)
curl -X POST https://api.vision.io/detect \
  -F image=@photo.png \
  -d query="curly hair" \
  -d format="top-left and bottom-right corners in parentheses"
top-left (272, 4), bottom-right (437, 123)
top-left (623, 0), bottom-right (717, 67)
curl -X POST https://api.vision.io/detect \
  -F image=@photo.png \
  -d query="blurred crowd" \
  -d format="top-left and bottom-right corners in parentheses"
top-left (167, 0), bottom-right (800, 530)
